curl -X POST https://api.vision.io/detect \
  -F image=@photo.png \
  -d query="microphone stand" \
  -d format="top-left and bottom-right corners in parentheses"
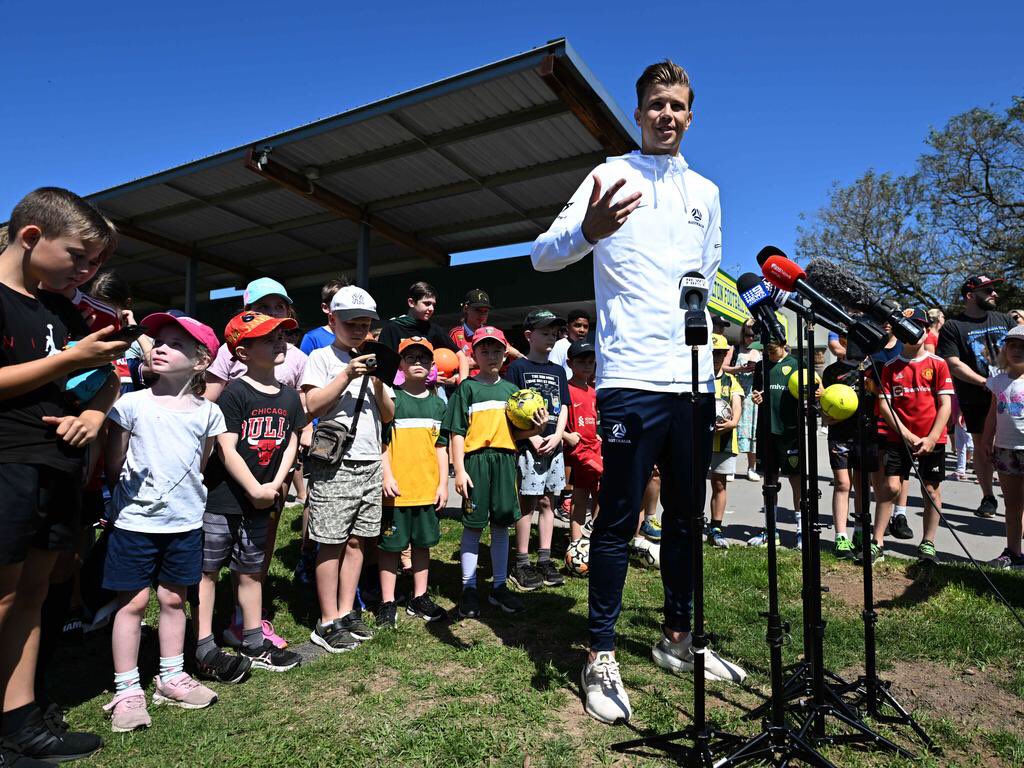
top-left (611, 315), bottom-right (741, 767)
top-left (715, 321), bottom-right (838, 768)
top-left (827, 356), bottom-right (938, 755)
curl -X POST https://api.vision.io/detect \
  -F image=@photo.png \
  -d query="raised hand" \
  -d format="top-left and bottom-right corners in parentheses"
top-left (580, 175), bottom-right (642, 244)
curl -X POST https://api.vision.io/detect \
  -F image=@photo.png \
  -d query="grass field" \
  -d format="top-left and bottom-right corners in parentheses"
top-left (50, 504), bottom-right (1024, 767)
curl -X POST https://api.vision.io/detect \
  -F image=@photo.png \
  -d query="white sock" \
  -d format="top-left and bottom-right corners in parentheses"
top-left (894, 506), bottom-right (907, 519)
top-left (489, 525), bottom-right (510, 588)
top-left (460, 528), bottom-right (481, 589)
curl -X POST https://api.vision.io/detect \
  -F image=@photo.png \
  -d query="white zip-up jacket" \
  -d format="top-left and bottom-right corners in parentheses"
top-left (531, 151), bottom-right (722, 393)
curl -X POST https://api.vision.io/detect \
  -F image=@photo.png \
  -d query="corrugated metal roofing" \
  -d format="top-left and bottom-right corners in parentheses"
top-left (84, 39), bottom-right (639, 308)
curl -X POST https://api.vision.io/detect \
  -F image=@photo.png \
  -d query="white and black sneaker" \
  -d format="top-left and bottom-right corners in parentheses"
top-left (581, 652), bottom-right (631, 724)
top-left (240, 639), bottom-right (301, 672)
top-left (406, 594), bottom-right (445, 623)
top-left (310, 621), bottom-right (359, 654)
top-left (652, 633), bottom-right (747, 683)
top-left (337, 611), bottom-right (373, 642)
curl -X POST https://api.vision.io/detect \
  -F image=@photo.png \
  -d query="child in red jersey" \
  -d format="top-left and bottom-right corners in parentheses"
top-left (873, 309), bottom-right (954, 565)
top-left (563, 341), bottom-right (601, 542)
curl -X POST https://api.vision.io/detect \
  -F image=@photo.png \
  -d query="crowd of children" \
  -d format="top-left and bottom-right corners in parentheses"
top-left (2, 186), bottom-right (1022, 763)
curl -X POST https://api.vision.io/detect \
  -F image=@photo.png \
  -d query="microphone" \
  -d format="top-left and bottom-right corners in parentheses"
top-left (760, 254), bottom-right (857, 329)
top-left (756, 245), bottom-right (787, 266)
top-left (737, 273), bottom-right (786, 344)
top-left (764, 284), bottom-right (847, 335)
top-left (803, 259), bottom-right (924, 345)
top-left (679, 270), bottom-right (709, 346)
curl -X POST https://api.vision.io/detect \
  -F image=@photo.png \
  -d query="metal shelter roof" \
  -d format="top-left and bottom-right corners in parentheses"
top-left (86, 39), bottom-right (640, 309)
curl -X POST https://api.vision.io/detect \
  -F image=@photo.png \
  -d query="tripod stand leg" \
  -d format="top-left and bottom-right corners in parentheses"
top-left (874, 685), bottom-right (942, 754)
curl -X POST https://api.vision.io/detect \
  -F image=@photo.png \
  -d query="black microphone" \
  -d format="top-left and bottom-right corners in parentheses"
top-left (803, 259), bottom-right (924, 345)
top-left (679, 270), bottom-right (709, 346)
top-left (763, 284), bottom-right (847, 335)
top-left (761, 254), bottom-right (858, 330)
top-left (737, 273), bottom-right (786, 344)
top-left (756, 245), bottom-right (787, 266)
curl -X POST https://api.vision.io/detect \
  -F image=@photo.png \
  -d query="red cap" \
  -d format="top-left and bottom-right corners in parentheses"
top-left (142, 313), bottom-right (220, 356)
top-left (224, 311), bottom-right (297, 353)
top-left (761, 254), bottom-right (805, 292)
top-left (471, 326), bottom-right (508, 349)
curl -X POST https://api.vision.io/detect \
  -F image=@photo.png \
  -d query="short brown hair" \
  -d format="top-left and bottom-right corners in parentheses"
top-left (320, 276), bottom-right (348, 307)
top-left (635, 60), bottom-right (694, 109)
top-left (3, 187), bottom-right (117, 261)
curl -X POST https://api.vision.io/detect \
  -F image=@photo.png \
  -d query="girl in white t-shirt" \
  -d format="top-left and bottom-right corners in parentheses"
top-left (101, 314), bottom-right (226, 732)
top-left (981, 327), bottom-right (1024, 569)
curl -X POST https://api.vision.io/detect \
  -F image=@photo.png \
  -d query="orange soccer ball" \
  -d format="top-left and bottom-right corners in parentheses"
top-left (433, 348), bottom-right (459, 377)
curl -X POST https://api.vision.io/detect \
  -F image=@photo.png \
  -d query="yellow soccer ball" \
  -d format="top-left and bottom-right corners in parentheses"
top-left (820, 384), bottom-right (859, 422)
top-left (787, 369), bottom-right (822, 399)
top-left (506, 388), bottom-right (546, 430)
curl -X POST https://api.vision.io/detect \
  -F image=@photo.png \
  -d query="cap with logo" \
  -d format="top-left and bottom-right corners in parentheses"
top-left (961, 274), bottom-right (1003, 297)
top-left (902, 308), bottom-right (929, 328)
top-left (471, 326), bottom-right (508, 349)
top-left (398, 336), bottom-right (434, 355)
top-left (224, 311), bottom-right (298, 353)
top-left (463, 289), bottom-right (491, 309)
top-left (524, 309), bottom-right (565, 330)
top-left (330, 286), bottom-right (379, 321)
top-left (244, 277), bottom-right (292, 307)
top-left (711, 333), bottom-right (730, 351)
top-left (567, 340), bottom-right (595, 359)
top-left (141, 313), bottom-right (220, 356)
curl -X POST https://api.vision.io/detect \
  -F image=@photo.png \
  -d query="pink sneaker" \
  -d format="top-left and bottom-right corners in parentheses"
top-left (153, 674), bottom-right (218, 709)
top-left (103, 691), bottom-right (151, 732)
top-left (262, 619), bottom-right (288, 649)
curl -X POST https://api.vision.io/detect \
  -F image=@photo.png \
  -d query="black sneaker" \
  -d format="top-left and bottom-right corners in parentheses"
top-left (406, 594), bottom-right (445, 623)
top-left (309, 621), bottom-right (359, 654)
top-left (5, 704), bottom-right (102, 763)
top-left (196, 647), bottom-right (252, 683)
top-left (508, 562), bottom-right (544, 591)
top-left (976, 494), bottom-right (998, 518)
top-left (375, 601), bottom-right (398, 629)
top-left (338, 611), bottom-right (373, 641)
top-left (0, 741), bottom-right (50, 768)
top-left (537, 559), bottom-right (565, 587)
top-left (458, 586), bottom-right (480, 618)
top-left (240, 639), bottom-right (301, 672)
top-left (488, 585), bottom-right (525, 614)
top-left (889, 515), bottom-right (914, 540)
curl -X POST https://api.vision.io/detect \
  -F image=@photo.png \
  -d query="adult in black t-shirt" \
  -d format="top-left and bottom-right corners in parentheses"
top-left (937, 274), bottom-right (1013, 517)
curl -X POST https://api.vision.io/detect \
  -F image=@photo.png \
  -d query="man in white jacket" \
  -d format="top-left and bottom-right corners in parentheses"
top-left (532, 60), bottom-right (747, 725)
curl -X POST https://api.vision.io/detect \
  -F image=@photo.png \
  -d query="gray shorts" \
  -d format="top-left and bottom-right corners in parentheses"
top-left (710, 452), bottom-right (737, 476)
top-left (994, 447), bottom-right (1024, 476)
top-left (308, 459), bottom-right (383, 544)
top-left (517, 448), bottom-right (566, 496)
top-left (202, 511), bottom-right (270, 575)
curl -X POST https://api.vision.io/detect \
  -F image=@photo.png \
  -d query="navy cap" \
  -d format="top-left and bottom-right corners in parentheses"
top-left (567, 340), bottom-right (595, 359)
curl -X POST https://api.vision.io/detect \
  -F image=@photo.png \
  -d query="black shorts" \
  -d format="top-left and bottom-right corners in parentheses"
top-left (775, 439), bottom-right (802, 477)
top-left (0, 464), bottom-right (81, 566)
top-left (102, 527), bottom-right (203, 591)
top-left (882, 443), bottom-right (946, 484)
top-left (960, 400), bottom-right (990, 435)
top-left (828, 438), bottom-right (853, 471)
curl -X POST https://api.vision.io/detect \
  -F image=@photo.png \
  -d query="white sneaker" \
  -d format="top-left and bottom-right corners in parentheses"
top-left (580, 652), bottom-right (632, 724)
top-left (652, 634), bottom-right (747, 683)
top-left (746, 469), bottom-right (761, 482)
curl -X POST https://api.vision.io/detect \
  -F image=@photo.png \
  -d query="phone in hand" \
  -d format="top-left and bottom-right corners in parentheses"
top-left (107, 324), bottom-right (147, 344)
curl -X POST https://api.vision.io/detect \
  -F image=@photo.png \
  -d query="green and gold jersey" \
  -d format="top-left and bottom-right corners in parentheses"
top-left (712, 372), bottom-right (742, 455)
top-left (442, 377), bottom-right (518, 454)
top-left (384, 389), bottom-right (448, 508)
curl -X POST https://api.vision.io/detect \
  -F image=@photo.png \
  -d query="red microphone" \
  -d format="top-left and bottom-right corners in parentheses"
top-left (761, 254), bottom-right (805, 292)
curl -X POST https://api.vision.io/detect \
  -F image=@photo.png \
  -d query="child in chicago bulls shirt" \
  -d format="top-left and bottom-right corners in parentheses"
top-left (873, 308), bottom-right (954, 565)
top-left (196, 312), bottom-right (305, 679)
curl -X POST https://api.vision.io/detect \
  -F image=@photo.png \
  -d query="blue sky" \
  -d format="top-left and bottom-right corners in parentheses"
top-left (2, 1), bottom-right (1020, 279)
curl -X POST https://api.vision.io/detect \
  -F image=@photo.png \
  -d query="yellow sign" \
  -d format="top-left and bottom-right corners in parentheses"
top-left (710, 269), bottom-right (788, 341)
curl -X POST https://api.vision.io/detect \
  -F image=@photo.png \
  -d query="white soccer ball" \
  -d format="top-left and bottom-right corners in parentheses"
top-left (565, 538), bottom-right (591, 576)
top-left (630, 537), bottom-right (661, 570)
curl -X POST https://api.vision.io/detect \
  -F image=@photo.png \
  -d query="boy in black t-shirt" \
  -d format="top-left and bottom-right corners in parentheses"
top-left (196, 312), bottom-right (305, 680)
top-left (0, 188), bottom-right (129, 764)
top-left (504, 309), bottom-right (571, 591)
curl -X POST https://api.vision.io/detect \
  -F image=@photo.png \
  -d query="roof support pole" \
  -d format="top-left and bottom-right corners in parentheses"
top-left (357, 222), bottom-right (370, 290)
top-left (185, 253), bottom-right (199, 316)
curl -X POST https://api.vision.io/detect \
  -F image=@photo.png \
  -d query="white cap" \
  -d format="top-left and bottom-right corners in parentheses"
top-left (330, 286), bottom-right (379, 321)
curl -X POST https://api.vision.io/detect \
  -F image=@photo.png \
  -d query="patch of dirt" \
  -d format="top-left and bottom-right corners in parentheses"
top-left (886, 660), bottom-right (1024, 731)
top-left (822, 565), bottom-right (935, 608)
